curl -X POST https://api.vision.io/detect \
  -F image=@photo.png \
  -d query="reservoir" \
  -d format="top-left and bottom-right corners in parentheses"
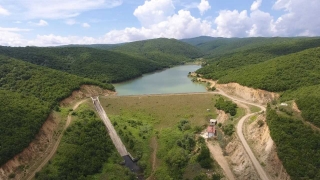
top-left (113, 65), bottom-right (206, 95)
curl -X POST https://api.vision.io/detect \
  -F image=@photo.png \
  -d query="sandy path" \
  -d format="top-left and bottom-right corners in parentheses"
top-left (206, 141), bottom-right (235, 180)
top-left (25, 99), bottom-right (87, 180)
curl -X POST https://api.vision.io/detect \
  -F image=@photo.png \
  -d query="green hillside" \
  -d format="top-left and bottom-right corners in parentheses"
top-left (195, 37), bottom-right (320, 58)
top-left (196, 38), bottom-right (320, 80)
top-left (0, 46), bottom-right (162, 83)
top-left (112, 38), bottom-right (203, 66)
top-left (215, 47), bottom-right (320, 127)
top-left (180, 36), bottom-right (217, 46)
top-left (0, 56), bottom-right (111, 166)
top-left (194, 37), bottom-right (320, 179)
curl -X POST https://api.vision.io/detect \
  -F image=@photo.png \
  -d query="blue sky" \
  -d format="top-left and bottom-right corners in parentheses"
top-left (0, 0), bottom-right (319, 46)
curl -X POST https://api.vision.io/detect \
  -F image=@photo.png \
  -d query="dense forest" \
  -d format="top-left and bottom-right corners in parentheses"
top-left (0, 56), bottom-right (112, 166)
top-left (112, 38), bottom-right (203, 66)
top-left (0, 46), bottom-right (162, 83)
top-left (267, 107), bottom-right (320, 179)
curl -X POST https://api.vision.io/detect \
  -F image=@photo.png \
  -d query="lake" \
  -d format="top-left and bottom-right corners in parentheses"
top-left (113, 65), bottom-right (207, 96)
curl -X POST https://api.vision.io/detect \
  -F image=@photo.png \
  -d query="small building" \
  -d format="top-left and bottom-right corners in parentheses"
top-left (207, 119), bottom-right (217, 138)
top-left (207, 126), bottom-right (216, 138)
top-left (280, 103), bottom-right (288, 106)
top-left (210, 119), bottom-right (217, 126)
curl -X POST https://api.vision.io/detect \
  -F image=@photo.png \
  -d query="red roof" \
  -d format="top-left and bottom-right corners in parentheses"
top-left (207, 126), bottom-right (215, 133)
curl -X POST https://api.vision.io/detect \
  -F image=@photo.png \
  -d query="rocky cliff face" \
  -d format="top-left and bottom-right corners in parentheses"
top-left (244, 114), bottom-right (290, 180)
top-left (216, 83), bottom-right (279, 105)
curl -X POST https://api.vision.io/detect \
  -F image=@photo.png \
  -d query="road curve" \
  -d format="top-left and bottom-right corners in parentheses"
top-left (213, 88), bottom-right (269, 180)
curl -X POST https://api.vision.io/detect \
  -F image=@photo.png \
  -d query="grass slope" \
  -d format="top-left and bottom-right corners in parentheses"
top-left (112, 38), bottom-right (203, 66)
top-left (0, 56), bottom-right (111, 166)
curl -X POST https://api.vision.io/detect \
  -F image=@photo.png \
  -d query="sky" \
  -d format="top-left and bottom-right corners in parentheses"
top-left (0, 0), bottom-right (319, 46)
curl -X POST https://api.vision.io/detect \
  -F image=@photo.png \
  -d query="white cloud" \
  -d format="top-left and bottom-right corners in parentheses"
top-left (272, 0), bottom-right (320, 36)
top-left (0, 27), bottom-right (31, 46)
top-left (27, 34), bottom-right (99, 46)
top-left (2, 0), bottom-right (320, 47)
top-left (0, 0), bottom-right (123, 19)
top-left (133, 0), bottom-right (175, 27)
top-left (28, 19), bottom-right (49, 26)
top-left (251, 0), bottom-right (262, 11)
top-left (14, 21), bottom-right (22, 24)
top-left (0, 5), bottom-right (10, 15)
top-left (65, 19), bottom-right (77, 25)
top-left (197, 0), bottom-right (211, 15)
top-left (82, 23), bottom-right (91, 28)
top-left (0, 27), bottom-right (31, 32)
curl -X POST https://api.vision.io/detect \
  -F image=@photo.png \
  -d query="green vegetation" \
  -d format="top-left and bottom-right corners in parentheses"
top-left (267, 107), bottom-right (320, 180)
top-left (0, 56), bottom-right (112, 166)
top-left (36, 105), bottom-right (135, 180)
top-left (214, 97), bottom-right (237, 116)
top-left (112, 38), bottom-right (203, 67)
top-left (100, 94), bottom-right (223, 179)
top-left (0, 46), bottom-right (162, 83)
top-left (109, 111), bottom-right (154, 176)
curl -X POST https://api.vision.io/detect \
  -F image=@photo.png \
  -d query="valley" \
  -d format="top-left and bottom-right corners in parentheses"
top-left (0, 36), bottom-right (319, 180)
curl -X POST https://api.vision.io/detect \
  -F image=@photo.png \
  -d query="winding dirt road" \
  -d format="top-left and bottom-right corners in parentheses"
top-left (25, 99), bottom-right (87, 180)
top-left (213, 88), bottom-right (269, 180)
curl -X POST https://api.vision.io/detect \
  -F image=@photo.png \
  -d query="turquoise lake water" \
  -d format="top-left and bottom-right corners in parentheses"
top-left (113, 65), bottom-right (207, 96)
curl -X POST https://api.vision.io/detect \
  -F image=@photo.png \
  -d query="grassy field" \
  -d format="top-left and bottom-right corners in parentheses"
top-left (100, 94), bottom-right (219, 129)
top-left (98, 94), bottom-right (245, 179)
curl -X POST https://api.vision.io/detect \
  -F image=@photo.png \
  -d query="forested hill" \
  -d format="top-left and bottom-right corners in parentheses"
top-left (111, 38), bottom-right (203, 66)
top-left (193, 37), bottom-right (320, 179)
top-left (0, 56), bottom-right (112, 166)
top-left (0, 46), bottom-right (163, 83)
top-left (186, 37), bottom-right (320, 58)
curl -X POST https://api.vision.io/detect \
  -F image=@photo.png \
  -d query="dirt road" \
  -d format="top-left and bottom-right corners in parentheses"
top-left (213, 88), bottom-right (269, 180)
top-left (206, 141), bottom-right (235, 180)
top-left (91, 97), bottom-right (128, 156)
top-left (25, 99), bottom-right (87, 180)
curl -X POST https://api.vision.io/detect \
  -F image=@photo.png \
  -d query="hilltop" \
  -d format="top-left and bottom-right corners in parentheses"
top-left (111, 38), bottom-right (203, 66)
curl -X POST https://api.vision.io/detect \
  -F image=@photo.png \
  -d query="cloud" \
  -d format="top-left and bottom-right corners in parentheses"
top-left (2, 0), bottom-right (320, 47)
top-left (28, 19), bottom-right (49, 26)
top-left (65, 19), bottom-right (77, 25)
top-left (0, 0), bottom-right (123, 19)
top-left (197, 0), bottom-right (211, 15)
top-left (133, 0), bottom-right (175, 27)
top-left (0, 27), bottom-right (31, 46)
top-left (272, 0), bottom-right (320, 36)
top-left (27, 34), bottom-right (99, 46)
top-left (0, 5), bottom-right (10, 15)
top-left (14, 21), bottom-right (22, 24)
top-left (0, 27), bottom-right (31, 32)
top-left (82, 23), bottom-right (91, 28)
top-left (251, 0), bottom-right (262, 11)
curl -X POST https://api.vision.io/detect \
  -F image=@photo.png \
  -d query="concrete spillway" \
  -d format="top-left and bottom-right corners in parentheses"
top-left (91, 97), bottom-right (142, 177)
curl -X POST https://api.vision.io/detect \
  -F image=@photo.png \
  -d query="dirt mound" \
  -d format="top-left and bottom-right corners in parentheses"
top-left (216, 83), bottom-right (279, 105)
top-left (0, 114), bottom-right (59, 180)
top-left (225, 140), bottom-right (259, 180)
